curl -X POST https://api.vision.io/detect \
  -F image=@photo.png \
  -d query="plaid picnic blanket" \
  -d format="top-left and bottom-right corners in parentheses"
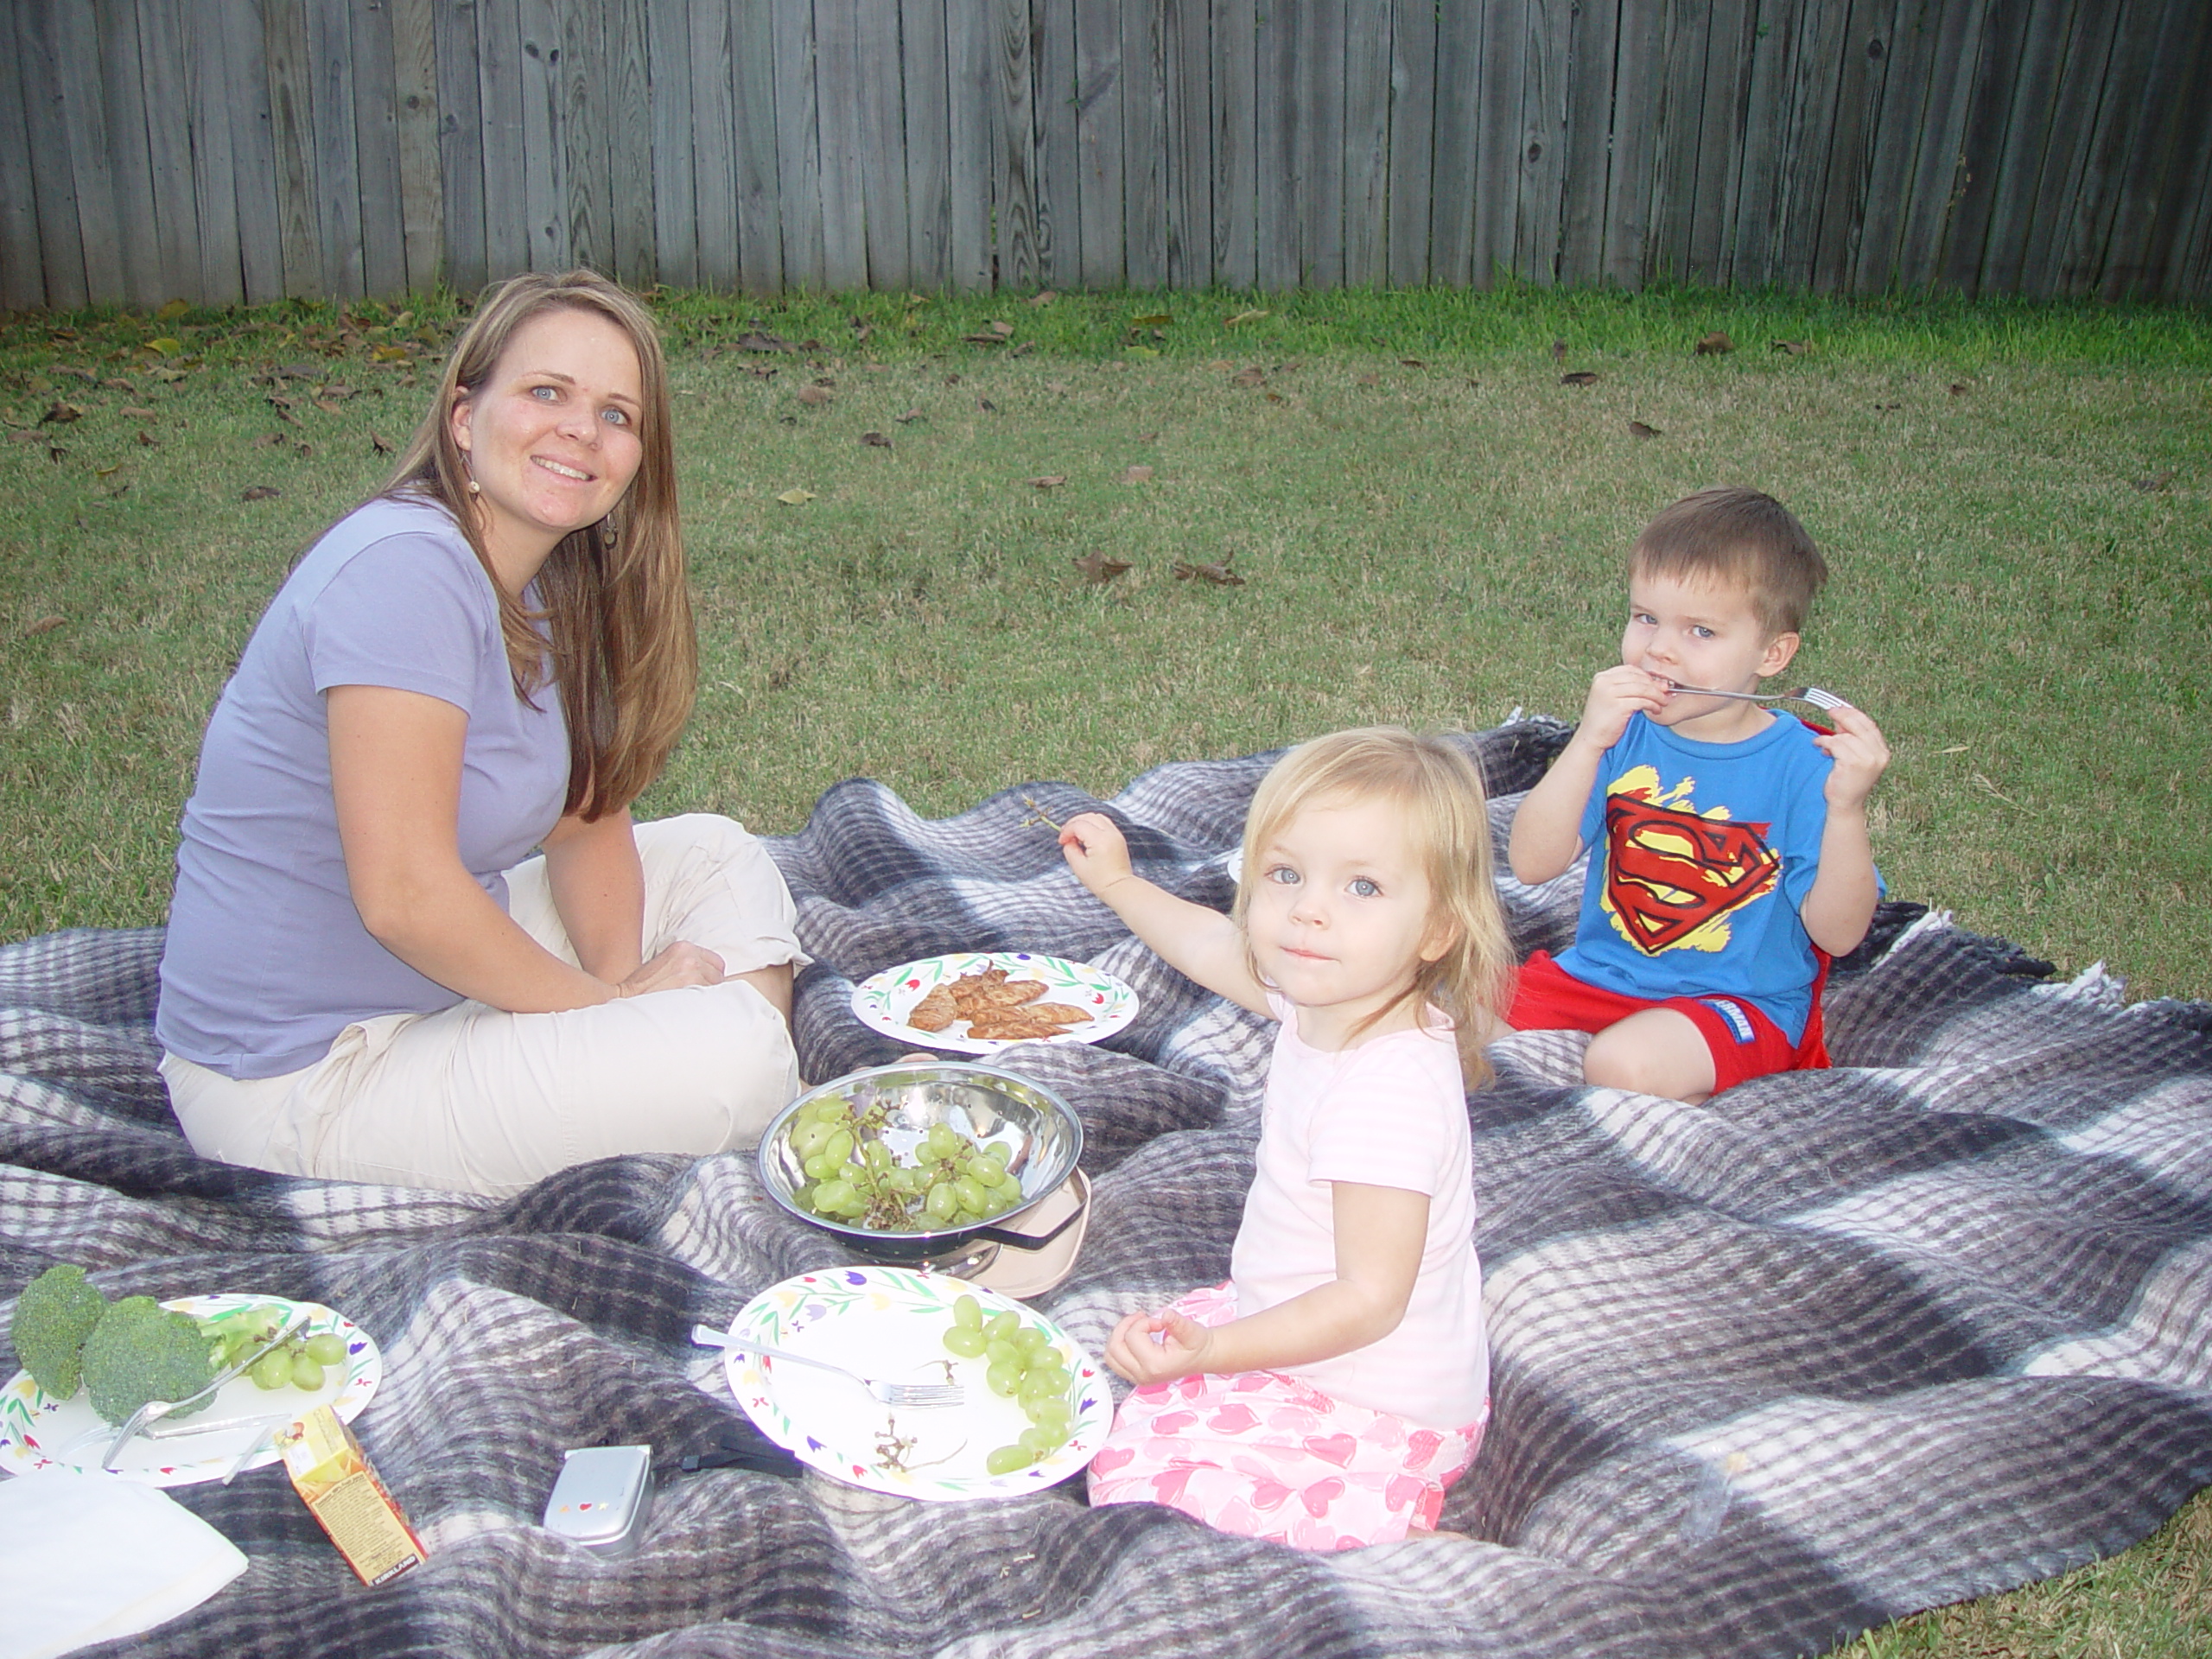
top-left (3, 718), bottom-right (2209, 1658)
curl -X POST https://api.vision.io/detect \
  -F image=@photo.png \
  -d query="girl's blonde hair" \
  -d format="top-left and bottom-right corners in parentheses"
top-left (385, 269), bottom-right (696, 822)
top-left (1232, 728), bottom-right (1513, 1084)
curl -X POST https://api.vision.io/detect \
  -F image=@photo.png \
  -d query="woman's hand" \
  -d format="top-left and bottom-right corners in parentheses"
top-left (613, 940), bottom-right (726, 999)
top-left (1104, 1306), bottom-right (1215, 1386)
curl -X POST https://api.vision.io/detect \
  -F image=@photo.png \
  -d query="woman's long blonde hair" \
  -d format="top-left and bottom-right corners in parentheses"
top-left (386, 270), bottom-right (695, 821)
top-left (1232, 728), bottom-right (1513, 1084)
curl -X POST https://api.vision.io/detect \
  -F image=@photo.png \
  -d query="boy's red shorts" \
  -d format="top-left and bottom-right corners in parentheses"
top-left (1505, 950), bottom-right (1831, 1094)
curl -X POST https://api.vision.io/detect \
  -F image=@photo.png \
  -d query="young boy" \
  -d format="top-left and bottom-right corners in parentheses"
top-left (1505, 486), bottom-right (1890, 1103)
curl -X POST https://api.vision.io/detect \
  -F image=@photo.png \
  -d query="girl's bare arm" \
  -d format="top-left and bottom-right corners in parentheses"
top-left (1059, 812), bottom-right (1270, 1016)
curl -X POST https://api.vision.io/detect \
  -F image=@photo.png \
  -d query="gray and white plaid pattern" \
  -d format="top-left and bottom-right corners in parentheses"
top-left (3, 719), bottom-right (2208, 1659)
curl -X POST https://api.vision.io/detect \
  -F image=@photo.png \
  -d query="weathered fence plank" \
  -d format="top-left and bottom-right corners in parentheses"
top-left (1163, 0), bottom-right (1212, 288)
top-left (475, 0), bottom-right (529, 281)
top-left (264, 0), bottom-right (325, 298)
top-left (945, 0), bottom-right (992, 289)
top-left (394, 0), bottom-right (445, 294)
top-left (1340, 0), bottom-right (1390, 288)
top-left (1894, 0), bottom-right (1986, 289)
top-left (2095, 0), bottom-right (2211, 299)
top-left (1936, 0), bottom-right (2030, 292)
top-left (1773, 0), bottom-right (1849, 291)
top-left (733, 0), bottom-right (783, 294)
top-left (1428, 0), bottom-right (1478, 285)
top-left (1468, 0), bottom-right (1525, 286)
top-left (434, 0), bottom-right (488, 295)
top-left (91, 0), bottom-right (162, 308)
top-left (997, 0), bottom-right (1039, 288)
top-left (518, 0), bottom-right (567, 271)
top-left (606, 0), bottom-right (653, 286)
top-left (2018, 0), bottom-right (2120, 299)
top-left (1514, 0), bottom-right (1570, 285)
top-left (304, 0), bottom-right (365, 297)
top-left (1253, 0), bottom-right (1298, 288)
top-left (1600, 0), bottom-right (1662, 286)
top-left (903, 0), bottom-right (953, 287)
top-left (1644, 0), bottom-right (1707, 284)
top-left (181, 0), bottom-right (245, 308)
top-left (1384, 0), bottom-right (1435, 287)
top-left (1122, 0), bottom-right (1167, 288)
top-left (1687, 0), bottom-right (1751, 285)
top-left (1212, 0), bottom-right (1257, 289)
top-left (1554, 0), bottom-right (1615, 286)
top-left (0, 19), bottom-right (44, 311)
top-left (52, 1), bottom-right (125, 307)
top-left (561, 0), bottom-right (609, 278)
top-left (351, 0), bottom-right (409, 298)
top-left (815, 0), bottom-right (871, 289)
top-left (1850, 0), bottom-right (1938, 291)
top-left (688, 0), bottom-right (740, 290)
top-left (1298, 0), bottom-right (1346, 288)
top-left (770, 0), bottom-right (824, 289)
top-left (1809, 0), bottom-right (1893, 292)
top-left (1974, 0), bottom-right (2076, 296)
top-left (16, 2), bottom-right (91, 310)
top-left (135, 0), bottom-right (200, 304)
top-left (1033, 0), bottom-right (1079, 288)
top-left (857, 0), bottom-right (911, 289)
top-left (2055, 0), bottom-right (2159, 299)
top-left (1074, 0), bottom-right (1124, 286)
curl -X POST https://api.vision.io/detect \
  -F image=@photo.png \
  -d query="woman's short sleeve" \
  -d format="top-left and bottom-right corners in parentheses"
top-left (301, 533), bottom-right (493, 713)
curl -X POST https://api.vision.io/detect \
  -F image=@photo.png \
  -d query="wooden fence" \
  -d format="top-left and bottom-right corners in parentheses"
top-left (4, 0), bottom-right (2210, 312)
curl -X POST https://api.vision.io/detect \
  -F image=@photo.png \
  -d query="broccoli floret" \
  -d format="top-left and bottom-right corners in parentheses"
top-left (79, 1295), bottom-right (221, 1426)
top-left (10, 1264), bottom-right (111, 1400)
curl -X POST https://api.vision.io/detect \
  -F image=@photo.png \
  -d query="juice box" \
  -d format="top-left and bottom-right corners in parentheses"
top-left (275, 1405), bottom-right (429, 1587)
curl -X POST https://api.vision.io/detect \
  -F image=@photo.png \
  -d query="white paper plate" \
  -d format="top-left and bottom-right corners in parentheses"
top-left (850, 950), bottom-right (1139, 1055)
top-left (0, 1293), bottom-right (381, 1487)
top-left (721, 1265), bottom-right (1109, 1501)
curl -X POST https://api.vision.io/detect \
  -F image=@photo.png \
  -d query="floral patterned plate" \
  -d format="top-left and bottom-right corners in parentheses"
top-left (0, 1294), bottom-right (381, 1487)
top-left (720, 1265), bottom-right (1109, 1501)
top-left (850, 951), bottom-right (1140, 1055)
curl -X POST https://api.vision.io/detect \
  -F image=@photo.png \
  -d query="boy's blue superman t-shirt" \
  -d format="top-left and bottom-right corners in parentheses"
top-left (1554, 710), bottom-right (1843, 1044)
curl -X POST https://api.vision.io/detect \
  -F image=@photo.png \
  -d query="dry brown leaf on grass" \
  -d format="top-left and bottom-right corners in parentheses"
top-left (1551, 339), bottom-right (1567, 361)
top-left (1399, 357), bottom-right (1427, 368)
top-left (371, 432), bottom-right (394, 454)
top-left (1560, 371), bottom-right (1599, 386)
top-left (860, 431), bottom-right (892, 448)
top-left (23, 615), bottom-right (65, 636)
top-left (1949, 382), bottom-right (1970, 396)
top-left (253, 432), bottom-right (285, 448)
top-left (1028, 475), bottom-right (1067, 490)
top-left (1770, 339), bottom-right (1813, 355)
top-left (990, 320), bottom-right (1016, 336)
top-left (241, 485), bottom-right (281, 501)
top-left (1695, 332), bottom-right (1734, 355)
top-left (1027, 290), bottom-right (1058, 307)
top-left (795, 385), bottom-right (831, 407)
top-left (1629, 420), bottom-right (1660, 439)
top-left (1122, 465), bottom-right (1154, 484)
top-left (1355, 372), bottom-right (1381, 386)
top-left (1225, 308), bottom-right (1268, 326)
top-left (40, 402), bottom-right (84, 425)
top-left (736, 330), bottom-right (798, 353)
top-left (1230, 366), bottom-right (1267, 388)
top-left (963, 332), bottom-right (1006, 346)
top-left (2133, 470), bottom-right (2177, 493)
top-left (776, 488), bottom-right (817, 505)
top-left (895, 409), bottom-right (924, 424)
top-left (137, 430), bottom-right (159, 447)
top-left (976, 397), bottom-right (997, 413)
top-left (1172, 556), bottom-right (1243, 587)
top-left (120, 404), bottom-right (156, 420)
top-left (1071, 551), bottom-right (1132, 585)
top-left (101, 378), bottom-right (134, 392)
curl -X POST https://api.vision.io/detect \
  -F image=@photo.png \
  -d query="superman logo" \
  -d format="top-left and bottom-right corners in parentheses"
top-left (1601, 793), bottom-right (1781, 954)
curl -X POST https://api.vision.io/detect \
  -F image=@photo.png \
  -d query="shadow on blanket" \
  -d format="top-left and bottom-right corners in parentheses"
top-left (2, 719), bottom-right (2209, 1658)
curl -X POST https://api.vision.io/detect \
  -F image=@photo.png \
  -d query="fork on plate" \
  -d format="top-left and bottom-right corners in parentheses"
top-left (1669, 684), bottom-right (1849, 713)
top-left (691, 1324), bottom-right (964, 1408)
top-left (60, 1310), bottom-right (308, 1469)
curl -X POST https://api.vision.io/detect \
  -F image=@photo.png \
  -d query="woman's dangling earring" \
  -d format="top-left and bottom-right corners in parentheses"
top-left (467, 476), bottom-right (481, 496)
top-left (603, 513), bottom-right (620, 547)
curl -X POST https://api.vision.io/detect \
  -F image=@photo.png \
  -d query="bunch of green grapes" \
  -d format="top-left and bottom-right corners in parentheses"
top-left (200, 1306), bottom-right (349, 1394)
top-left (938, 1294), bottom-right (1077, 1474)
top-left (787, 1096), bottom-right (1026, 1232)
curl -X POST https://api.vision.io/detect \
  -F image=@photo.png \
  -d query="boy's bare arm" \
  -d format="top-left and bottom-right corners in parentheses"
top-left (1059, 813), bottom-right (1271, 1015)
top-left (1509, 665), bottom-right (1668, 884)
top-left (1799, 703), bottom-right (1891, 956)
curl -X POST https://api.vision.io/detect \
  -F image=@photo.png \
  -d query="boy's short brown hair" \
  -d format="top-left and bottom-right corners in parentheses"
top-left (1630, 486), bottom-right (1827, 636)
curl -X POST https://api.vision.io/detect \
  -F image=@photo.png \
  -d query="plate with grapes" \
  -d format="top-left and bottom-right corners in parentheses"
top-left (0, 1294), bottom-right (381, 1487)
top-left (719, 1266), bottom-right (1110, 1502)
top-left (850, 951), bottom-right (1139, 1055)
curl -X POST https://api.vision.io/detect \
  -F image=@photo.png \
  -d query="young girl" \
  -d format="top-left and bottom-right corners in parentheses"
top-left (1058, 728), bottom-right (1512, 1550)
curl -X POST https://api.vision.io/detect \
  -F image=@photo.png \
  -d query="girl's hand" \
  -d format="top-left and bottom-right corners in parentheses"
top-left (612, 939), bottom-right (726, 999)
top-left (1576, 664), bottom-right (1670, 753)
top-left (1812, 702), bottom-right (1891, 810)
top-left (1059, 811), bottom-right (1134, 896)
top-left (1103, 1306), bottom-right (1213, 1385)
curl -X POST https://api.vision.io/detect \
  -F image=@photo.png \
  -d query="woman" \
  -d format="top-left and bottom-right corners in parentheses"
top-left (156, 270), bottom-right (806, 1197)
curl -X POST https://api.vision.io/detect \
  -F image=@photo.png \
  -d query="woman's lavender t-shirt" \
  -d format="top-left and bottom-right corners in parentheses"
top-left (156, 495), bottom-right (570, 1078)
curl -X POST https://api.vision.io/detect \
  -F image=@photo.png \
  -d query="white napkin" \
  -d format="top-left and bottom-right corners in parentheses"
top-left (0, 1471), bottom-right (249, 1658)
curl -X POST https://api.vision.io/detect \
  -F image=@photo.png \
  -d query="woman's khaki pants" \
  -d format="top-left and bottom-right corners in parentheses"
top-left (161, 815), bottom-right (806, 1198)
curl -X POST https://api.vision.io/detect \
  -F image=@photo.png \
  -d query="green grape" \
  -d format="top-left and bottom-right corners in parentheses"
top-left (952, 1294), bottom-right (984, 1331)
top-left (983, 1141), bottom-right (1011, 1164)
top-left (304, 1332), bottom-right (348, 1366)
top-left (289, 1352), bottom-right (325, 1391)
top-left (925, 1183), bottom-right (958, 1224)
top-left (807, 1098), bottom-right (846, 1126)
top-left (823, 1128), bottom-right (855, 1166)
top-left (954, 1176), bottom-right (987, 1212)
top-left (1018, 1424), bottom-right (1065, 1456)
top-left (983, 1338), bottom-right (1020, 1368)
top-left (1016, 1325), bottom-right (1053, 1356)
top-left (1026, 1401), bottom-right (1073, 1433)
top-left (942, 1325), bottom-right (988, 1359)
top-left (250, 1349), bottom-right (291, 1390)
top-left (814, 1179), bottom-right (857, 1213)
top-left (984, 1311), bottom-right (1020, 1344)
top-left (803, 1152), bottom-right (836, 1181)
top-left (864, 1140), bottom-right (893, 1170)
top-left (981, 1185), bottom-right (1018, 1217)
top-left (986, 1361), bottom-right (1022, 1398)
top-left (926, 1125), bottom-right (962, 1160)
top-left (984, 1445), bottom-right (1034, 1476)
top-left (882, 1166), bottom-right (916, 1193)
top-left (791, 1119), bottom-right (833, 1160)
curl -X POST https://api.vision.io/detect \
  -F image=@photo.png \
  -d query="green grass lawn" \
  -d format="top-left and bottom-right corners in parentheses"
top-left (1, 283), bottom-right (2208, 1654)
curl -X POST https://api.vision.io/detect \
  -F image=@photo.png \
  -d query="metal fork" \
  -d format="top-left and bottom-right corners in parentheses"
top-left (77, 1311), bottom-right (308, 1469)
top-left (691, 1324), bottom-right (963, 1408)
top-left (1670, 683), bottom-right (1849, 712)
